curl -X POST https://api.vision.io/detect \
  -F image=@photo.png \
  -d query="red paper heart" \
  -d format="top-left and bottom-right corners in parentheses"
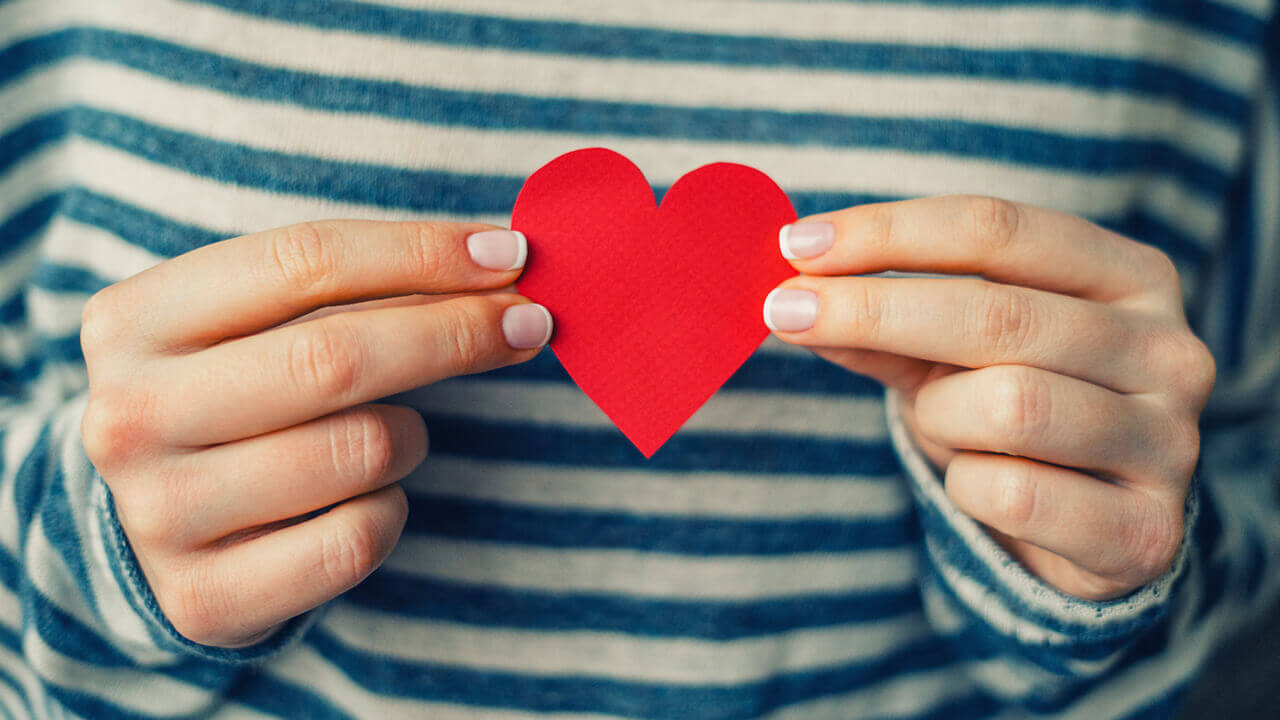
top-left (512, 148), bottom-right (797, 457)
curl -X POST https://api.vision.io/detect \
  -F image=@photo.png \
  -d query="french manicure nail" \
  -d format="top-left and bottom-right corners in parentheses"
top-left (466, 230), bottom-right (527, 271)
top-left (779, 221), bottom-right (835, 260)
top-left (763, 288), bottom-right (819, 332)
top-left (502, 303), bottom-right (553, 349)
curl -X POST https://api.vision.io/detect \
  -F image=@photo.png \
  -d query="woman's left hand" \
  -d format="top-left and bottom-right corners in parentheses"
top-left (765, 195), bottom-right (1216, 600)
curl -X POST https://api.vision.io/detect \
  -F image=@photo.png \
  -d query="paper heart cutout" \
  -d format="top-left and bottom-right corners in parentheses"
top-left (512, 148), bottom-right (797, 457)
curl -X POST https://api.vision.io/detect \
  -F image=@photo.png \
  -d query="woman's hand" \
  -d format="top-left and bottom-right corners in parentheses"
top-left (80, 220), bottom-right (551, 647)
top-left (765, 195), bottom-right (1216, 600)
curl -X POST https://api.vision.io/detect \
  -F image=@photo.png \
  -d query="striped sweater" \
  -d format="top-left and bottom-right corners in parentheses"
top-left (3, 0), bottom-right (1280, 718)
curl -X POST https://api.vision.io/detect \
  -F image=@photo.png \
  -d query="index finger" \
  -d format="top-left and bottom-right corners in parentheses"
top-left (783, 195), bottom-right (1178, 304)
top-left (124, 220), bottom-right (527, 351)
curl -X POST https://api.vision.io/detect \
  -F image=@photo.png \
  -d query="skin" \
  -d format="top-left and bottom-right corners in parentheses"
top-left (80, 219), bottom-right (543, 648)
top-left (769, 195), bottom-right (1216, 601)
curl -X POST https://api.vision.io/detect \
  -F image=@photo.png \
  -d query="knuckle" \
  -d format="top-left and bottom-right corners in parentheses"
top-left (1150, 330), bottom-right (1217, 406)
top-left (81, 391), bottom-right (153, 467)
top-left (159, 562), bottom-right (228, 646)
top-left (989, 461), bottom-right (1041, 529)
top-left (969, 282), bottom-right (1037, 357)
top-left (966, 196), bottom-right (1022, 252)
top-left (983, 367), bottom-right (1049, 449)
top-left (863, 203), bottom-right (899, 255)
top-left (331, 406), bottom-right (396, 485)
top-left (287, 319), bottom-right (365, 400)
top-left (116, 485), bottom-right (185, 547)
top-left (1165, 416), bottom-right (1202, 482)
top-left (1138, 243), bottom-right (1182, 294)
top-left (319, 514), bottom-right (384, 590)
top-left (434, 302), bottom-right (495, 375)
top-left (79, 285), bottom-right (128, 356)
top-left (268, 222), bottom-right (338, 294)
top-left (1118, 498), bottom-right (1183, 582)
top-left (403, 222), bottom-right (454, 283)
top-left (1179, 336), bottom-right (1217, 405)
top-left (845, 282), bottom-right (889, 344)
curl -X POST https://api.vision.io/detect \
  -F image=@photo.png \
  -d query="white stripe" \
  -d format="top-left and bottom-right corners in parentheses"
top-left (386, 536), bottom-right (917, 598)
top-left (39, 216), bottom-right (166, 283)
top-left (404, 456), bottom-right (909, 518)
top-left (0, 241), bottom-right (43, 304)
top-left (0, 45), bottom-right (1244, 175)
top-left (395, 377), bottom-right (889, 439)
top-left (0, 326), bottom-right (34, 374)
top-left (321, 602), bottom-right (928, 684)
top-left (26, 289), bottom-right (89, 338)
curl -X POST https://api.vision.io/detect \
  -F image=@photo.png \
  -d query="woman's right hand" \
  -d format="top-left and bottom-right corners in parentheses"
top-left (79, 219), bottom-right (551, 648)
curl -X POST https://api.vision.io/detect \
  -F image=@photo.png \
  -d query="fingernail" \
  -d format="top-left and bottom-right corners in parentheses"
top-left (763, 288), bottom-right (819, 332)
top-left (502, 303), bottom-right (553, 349)
top-left (466, 230), bottom-right (527, 271)
top-left (779, 221), bottom-right (835, 260)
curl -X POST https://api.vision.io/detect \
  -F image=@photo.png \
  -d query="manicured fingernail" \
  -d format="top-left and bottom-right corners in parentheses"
top-left (763, 288), bottom-right (819, 332)
top-left (502, 303), bottom-right (553, 349)
top-left (466, 230), bottom-right (527, 271)
top-left (779, 221), bottom-right (835, 260)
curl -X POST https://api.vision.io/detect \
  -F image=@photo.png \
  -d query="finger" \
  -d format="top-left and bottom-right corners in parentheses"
top-left (808, 347), bottom-right (940, 395)
top-left (273, 286), bottom-right (516, 330)
top-left (945, 452), bottom-right (1183, 586)
top-left (126, 220), bottom-right (528, 351)
top-left (781, 195), bottom-right (1179, 305)
top-left (156, 293), bottom-right (551, 446)
top-left (913, 365), bottom-right (1182, 485)
top-left (186, 484), bottom-right (407, 647)
top-left (172, 404), bottom-right (427, 546)
top-left (765, 275), bottom-right (1162, 393)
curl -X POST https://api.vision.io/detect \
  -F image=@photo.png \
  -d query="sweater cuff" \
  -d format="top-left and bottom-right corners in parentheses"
top-left (91, 470), bottom-right (320, 663)
top-left (885, 387), bottom-right (1197, 649)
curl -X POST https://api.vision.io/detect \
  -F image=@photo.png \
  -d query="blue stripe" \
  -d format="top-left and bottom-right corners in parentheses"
top-left (404, 492), bottom-right (916, 553)
top-left (0, 194), bottom-right (59, 270)
top-left (420, 415), bottom-right (904, 475)
top-left (0, 545), bottom-right (16, 592)
top-left (0, 30), bottom-right (1248, 185)
top-left (306, 625), bottom-right (968, 719)
top-left (348, 569), bottom-right (920, 639)
top-left (190, 0), bottom-right (1258, 118)
top-left (38, 464), bottom-right (100, 618)
top-left (32, 262), bottom-right (106, 296)
top-left (0, 295), bottom-right (23, 325)
top-left (11, 423), bottom-right (51, 553)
